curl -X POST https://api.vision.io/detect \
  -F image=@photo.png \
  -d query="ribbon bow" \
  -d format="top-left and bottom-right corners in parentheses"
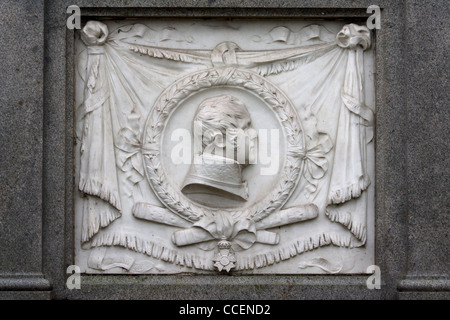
top-left (289, 134), bottom-right (333, 193)
top-left (115, 128), bottom-right (160, 184)
top-left (115, 128), bottom-right (145, 183)
top-left (172, 212), bottom-right (257, 251)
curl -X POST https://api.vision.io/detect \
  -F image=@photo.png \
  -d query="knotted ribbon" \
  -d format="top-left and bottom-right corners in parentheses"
top-left (115, 128), bottom-right (161, 183)
top-left (289, 134), bottom-right (333, 193)
top-left (172, 212), bottom-right (258, 251)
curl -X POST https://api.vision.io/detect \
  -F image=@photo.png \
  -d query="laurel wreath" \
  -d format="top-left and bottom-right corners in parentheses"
top-left (142, 67), bottom-right (305, 223)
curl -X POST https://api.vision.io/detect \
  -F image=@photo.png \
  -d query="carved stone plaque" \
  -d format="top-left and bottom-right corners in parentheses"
top-left (74, 19), bottom-right (375, 274)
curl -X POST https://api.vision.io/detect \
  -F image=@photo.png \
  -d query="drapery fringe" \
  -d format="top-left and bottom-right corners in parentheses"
top-left (235, 232), bottom-right (362, 270)
top-left (255, 46), bottom-right (335, 77)
top-left (79, 177), bottom-right (122, 211)
top-left (128, 44), bottom-right (209, 64)
top-left (327, 174), bottom-right (370, 205)
top-left (89, 232), bottom-right (215, 271)
top-left (87, 231), bottom-right (362, 271)
top-left (256, 52), bottom-right (323, 77)
top-left (81, 204), bottom-right (121, 243)
top-left (325, 208), bottom-right (367, 244)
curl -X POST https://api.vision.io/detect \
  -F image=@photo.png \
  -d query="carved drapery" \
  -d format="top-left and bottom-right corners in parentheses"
top-left (75, 21), bottom-right (374, 272)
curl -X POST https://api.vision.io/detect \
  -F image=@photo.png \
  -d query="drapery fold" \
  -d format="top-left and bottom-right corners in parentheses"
top-left (78, 22), bottom-right (206, 243)
top-left (78, 42), bottom-right (121, 242)
top-left (328, 48), bottom-right (370, 206)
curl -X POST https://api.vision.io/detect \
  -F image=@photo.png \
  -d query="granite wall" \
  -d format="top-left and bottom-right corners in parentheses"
top-left (0, 0), bottom-right (448, 300)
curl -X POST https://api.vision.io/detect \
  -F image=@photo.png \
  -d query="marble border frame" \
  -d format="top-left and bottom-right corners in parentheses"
top-left (41, 1), bottom-right (409, 300)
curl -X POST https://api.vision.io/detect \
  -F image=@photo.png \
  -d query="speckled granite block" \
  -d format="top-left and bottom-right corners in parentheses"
top-left (0, 0), bottom-right (50, 293)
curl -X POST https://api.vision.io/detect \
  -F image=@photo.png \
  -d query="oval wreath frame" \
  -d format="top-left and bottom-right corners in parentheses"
top-left (142, 67), bottom-right (305, 223)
